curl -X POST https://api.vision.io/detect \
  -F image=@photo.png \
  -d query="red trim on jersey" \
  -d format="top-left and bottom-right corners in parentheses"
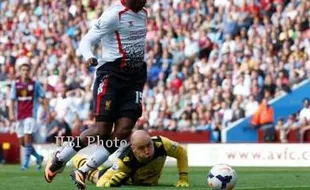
top-left (115, 31), bottom-right (127, 69)
top-left (118, 8), bottom-right (130, 21)
top-left (96, 78), bottom-right (109, 115)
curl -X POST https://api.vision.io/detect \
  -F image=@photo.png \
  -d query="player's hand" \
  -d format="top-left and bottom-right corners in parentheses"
top-left (109, 172), bottom-right (127, 186)
top-left (86, 57), bottom-right (98, 69)
top-left (96, 172), bottom-right (126, 187)
top-left (175, 180), bottom-right (190, 188)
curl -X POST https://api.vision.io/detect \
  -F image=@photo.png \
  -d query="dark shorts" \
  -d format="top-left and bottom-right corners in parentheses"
top-left (92, 60), bottom-right (146, 122)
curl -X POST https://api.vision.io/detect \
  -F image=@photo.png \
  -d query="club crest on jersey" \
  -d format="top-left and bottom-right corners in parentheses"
top-left (123, 156), bottom-right (130, 162)
top-left (171, 142), bottom-right (178, 151)
top-left (155, 142), bottom-right (162, 148)
top-left (21, 90), bottom-right (27, 97)
top-left (28, 84), bottom-right (33, 91)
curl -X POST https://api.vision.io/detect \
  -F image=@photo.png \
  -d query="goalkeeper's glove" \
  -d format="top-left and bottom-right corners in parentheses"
top-left (175, 173), bottom-right (190, 187)
top-left (97, 172), bottom-right (127, 187)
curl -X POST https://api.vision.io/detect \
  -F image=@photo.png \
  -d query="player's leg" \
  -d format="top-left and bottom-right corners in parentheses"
top-left (69, 122), bottom-right (113, 188)
top-left (104, 83), bottom-right (144, 157)
top-left (69, 73), bottom-right (118, 189)
top-left (23, 118), bottom-right (44, 170)
top-left (19, 136), bottom-right (27, 170)
top-left (45, 121), bottom-right (113, 183)
top-left (73, 74), bottom-right (125, 177)
top-left (111, 81), bottom-right (144, 145)
top-left (76, 117), bottom-right (136, 188)
top-left (45, 73), bottom-right (114, 184)
top-left (111, 117), bottom-right (137, 146)
top-left (72, 155), bottom-right (109, 184)
top-left (16, 120), bottom-right (27, 170)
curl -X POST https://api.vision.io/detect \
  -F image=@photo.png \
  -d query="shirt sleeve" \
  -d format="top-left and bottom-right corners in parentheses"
top-left (10, 81), bottom-right (17, 100)
top-left (161, 136), bottom-right (188, 175)
top-left (35, 81), bottom-right (45, 98)
top-left (79, 7), bottom-right (120, 61)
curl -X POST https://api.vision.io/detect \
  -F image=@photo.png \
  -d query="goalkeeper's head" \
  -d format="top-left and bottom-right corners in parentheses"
top-left (123, 0), bottom-right (146, 12)
top-left (130, 130), bottom-right (154, 163)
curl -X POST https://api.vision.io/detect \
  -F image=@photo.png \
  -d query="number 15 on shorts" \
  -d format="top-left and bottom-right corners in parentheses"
top-left (135, 91), bottom-right (143, 104)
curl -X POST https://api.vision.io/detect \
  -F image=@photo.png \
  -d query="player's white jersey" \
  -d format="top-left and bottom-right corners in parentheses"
top-left (80, 0), bottom-right (147, 69)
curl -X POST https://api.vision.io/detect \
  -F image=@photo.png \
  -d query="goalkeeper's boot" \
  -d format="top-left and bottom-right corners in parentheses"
top-left (44, 151), bottom-right (66, 183)
top-left (70, 169), bottom-right (86, 190)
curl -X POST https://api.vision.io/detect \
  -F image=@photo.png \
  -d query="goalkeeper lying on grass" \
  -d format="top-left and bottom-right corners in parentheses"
top-left (72, 130), bottom-right (190, 188)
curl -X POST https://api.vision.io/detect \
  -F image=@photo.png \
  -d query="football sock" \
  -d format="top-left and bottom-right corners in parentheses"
top-left (57, 146), bottom-right (77, 162)
top-left (104, 136), bottom-right (123, 154)
top-left (79, 145), bottom-right (110, 173)
top-left (30, 145), bottom-right (41, 161)
top-left (23, 144), bottom-right (33, 168)
top-left (57, 138), bottom-right (86, 162)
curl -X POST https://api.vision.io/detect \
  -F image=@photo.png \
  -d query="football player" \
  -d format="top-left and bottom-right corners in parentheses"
top-left (9, 62), bottom-right (45, 170)
top-left (72, 130), bottom-right (190, 187)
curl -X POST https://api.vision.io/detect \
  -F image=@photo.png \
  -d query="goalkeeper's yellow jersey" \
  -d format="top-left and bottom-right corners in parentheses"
top-left (97, 136), bottom-right (188, 186)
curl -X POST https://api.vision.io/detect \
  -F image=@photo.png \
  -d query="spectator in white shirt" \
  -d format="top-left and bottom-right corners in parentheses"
top-left (245, 95), bottom-right (259, 116)
top-left (299, 98), bottom-right (310, 124)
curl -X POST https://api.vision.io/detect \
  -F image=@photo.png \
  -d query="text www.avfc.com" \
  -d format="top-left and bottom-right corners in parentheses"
top-left (226, 149), bottom-right (310, 160)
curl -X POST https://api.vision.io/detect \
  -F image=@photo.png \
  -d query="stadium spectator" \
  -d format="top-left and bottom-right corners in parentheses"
top-left (283, 114), bottom-right (300, 142)
top-left (275, 118), bottom-right (288, 143)
top-left (299, 98), bottom-right (310, 124)
top-left (251, 98), bottom-right (275, 142)
top-left (0, 118), bottom-right (10, 133)
top-left (45, 111), bottom-right (62, 143)
top-left (298, 99), bottom-right (310, 142)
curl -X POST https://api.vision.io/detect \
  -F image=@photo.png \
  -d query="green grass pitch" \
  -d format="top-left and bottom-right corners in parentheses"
top-left (1, 165), bottom-right (310, 189)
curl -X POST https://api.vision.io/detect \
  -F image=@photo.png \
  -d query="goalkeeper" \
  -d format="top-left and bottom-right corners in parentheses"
top-left (72, 130), bottom-right (190, 188)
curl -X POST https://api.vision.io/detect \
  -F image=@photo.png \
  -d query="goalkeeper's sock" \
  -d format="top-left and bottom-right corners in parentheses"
top-left (87, 169), bottom-right (100, 184)
top-left (72, 155), bottom-right (88, 169)
top-left (79, 145), bottom-right (110, 173)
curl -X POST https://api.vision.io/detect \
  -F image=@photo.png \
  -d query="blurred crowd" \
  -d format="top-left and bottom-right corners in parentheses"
top-left (0, 0), bottom-right (309, 143)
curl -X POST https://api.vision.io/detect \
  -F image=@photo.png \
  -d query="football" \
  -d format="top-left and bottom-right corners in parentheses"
top-left (207, 164), bottom-right (237, 190)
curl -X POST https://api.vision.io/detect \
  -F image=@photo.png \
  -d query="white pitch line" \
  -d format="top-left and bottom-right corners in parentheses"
top-left (236, 186), bottom-right (310, 189)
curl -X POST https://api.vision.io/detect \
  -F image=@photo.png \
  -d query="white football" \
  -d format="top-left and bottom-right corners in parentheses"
top-left (207, 164), bottom-right (237, 190)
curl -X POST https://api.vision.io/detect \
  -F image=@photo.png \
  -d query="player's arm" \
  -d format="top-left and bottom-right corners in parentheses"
top-left (96, 158), bottom-right (131, 187)
top-left (79, 7), bottom-right (119, 67)
top-left (8, 82), bottom-right (17, 122)
top-left (161, 136), bottom-right (190, 187)
top-left (35, 81), bottom-right (48, 111)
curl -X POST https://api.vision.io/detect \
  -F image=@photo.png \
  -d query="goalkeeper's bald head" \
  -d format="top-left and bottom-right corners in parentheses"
top-left (130, 130), bottom-right (154, 163)
top-left (130, 130), bottom-right (150, 143)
